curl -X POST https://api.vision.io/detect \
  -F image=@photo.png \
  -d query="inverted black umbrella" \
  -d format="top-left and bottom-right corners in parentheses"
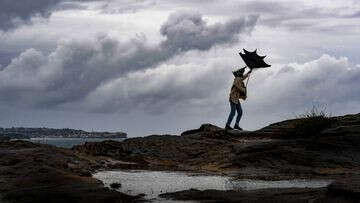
top-left (239, 49), bottom-right (271, 86)
top-left (239, 49), bottom-right (271, 69)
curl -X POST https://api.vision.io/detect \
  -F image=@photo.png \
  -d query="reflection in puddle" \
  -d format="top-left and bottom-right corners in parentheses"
top-left (230, 179), bottom-right (332, 190)
top-left (93, 170), bottom-right (332, 200)
top-left (94, 170), bottom-right (231, 199)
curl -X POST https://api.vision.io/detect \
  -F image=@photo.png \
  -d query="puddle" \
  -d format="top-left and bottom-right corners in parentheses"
top-left (93, 170), bottom-right (332, 201)
top-left (93, 170), bottom-right (231, 199)
top-left (230, 179), bottom-right (331, 190)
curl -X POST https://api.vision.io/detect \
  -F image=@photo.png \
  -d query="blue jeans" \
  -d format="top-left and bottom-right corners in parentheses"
top-left (226, 101), bottom-right (243, 126)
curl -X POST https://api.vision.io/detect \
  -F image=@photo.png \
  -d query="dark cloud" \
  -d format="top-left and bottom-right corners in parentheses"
top-left (0, 51), bottom-right (19, 68)
top-left (0, 0), bottom-right (61, 30)
top-left (100, 0), bottom-right (157, 14)
top-left (0, 0), bottom-right (97, 31)
top-left (54, 2), bottom-right (88, 11)
top-left (160, 11), bottom-right (257, 53)
top-left (84, 54), bottom-right (360, 122)
top-left (0, 11), bottom-right (257, 110)
top-left (83, 62), bottom-right (231, 114)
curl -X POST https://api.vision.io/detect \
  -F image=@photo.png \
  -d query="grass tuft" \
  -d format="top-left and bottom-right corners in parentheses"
top-left (291, 106), bottom-right (334, 138)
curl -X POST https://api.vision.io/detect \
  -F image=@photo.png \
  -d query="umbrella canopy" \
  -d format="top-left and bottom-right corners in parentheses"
top-left (239, 49), bottom-right (271, 69)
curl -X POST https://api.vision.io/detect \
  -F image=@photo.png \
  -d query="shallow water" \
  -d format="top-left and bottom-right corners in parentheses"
top-left (94, 170), bottom-right (232, 199)
top-left (93, 170), bottom-right (332, 201)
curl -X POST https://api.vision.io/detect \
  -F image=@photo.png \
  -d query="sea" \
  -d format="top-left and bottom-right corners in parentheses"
top-left (15, 137), bottom-right (126, 148)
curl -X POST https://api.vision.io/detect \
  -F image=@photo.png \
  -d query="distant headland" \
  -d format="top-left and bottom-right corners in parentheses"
top-left (0, 127), bottom-right (127, 140)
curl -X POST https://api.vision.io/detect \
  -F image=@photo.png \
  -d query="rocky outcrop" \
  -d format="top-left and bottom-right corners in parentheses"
top-left (328, 177), bottom-right (360, 200)
top-left (2, 113), bottom-right (360, 202)
top-left (73, 113), bottom-right (360, 179)
top-left (0, 136), bottom-right (10, 142)
top-left (0, 141), bottom-right (142, 203)
top-left (71, 113), bottom-right (360, 202)
top-left (73, 133), bottom-right (235, 172)
top-left (159, 186), bottom-right (359, 203)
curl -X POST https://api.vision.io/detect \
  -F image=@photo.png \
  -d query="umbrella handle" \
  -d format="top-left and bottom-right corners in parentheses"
top-left (245, 72), bottom-right (251, 87)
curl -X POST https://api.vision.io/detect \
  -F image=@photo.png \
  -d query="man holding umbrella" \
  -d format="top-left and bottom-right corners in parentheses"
top-left (225, 49), bottom-right (270, 131)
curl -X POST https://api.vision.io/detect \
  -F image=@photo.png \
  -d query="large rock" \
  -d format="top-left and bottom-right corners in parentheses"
top-left (74, 113), bottom-right (360, 180)
top-left (0, 136), bottom-right (10, 142)
top-left (74, 133), bottom-right (235, 172)
top-left (0, 141), bottom-right (142, 203)
top-left (159, 188), bottom-right (334, 203)
top-left (328, 177), bottom-right (360, 200)
top-left (4, 113), bottom-right (360, 202)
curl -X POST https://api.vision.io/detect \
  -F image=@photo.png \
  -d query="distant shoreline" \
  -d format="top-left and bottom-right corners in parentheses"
top-left (11, 137), bottom-right (127, 148)
top-left (12, 137), bottom-right (127, 140)
top-left (0, 127), bottom-right (127, 139)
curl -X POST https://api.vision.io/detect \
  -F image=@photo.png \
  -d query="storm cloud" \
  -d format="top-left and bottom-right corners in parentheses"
top-left (0, 0), bottom-right (96, 31)
top-left (83, 61), bottom-right (231, 114)
top-left (0, 0), bottom-right (63, 30)
top-left (0, 11), bottom-right (257, 109)
top-left (1, 0), bottom-right (360, 135)
top-left (160, 11), bottom-right (257, 52)
top-left (247, 55), bottom-right (360, 114)
top-left (82, 54), bottom-right (360, 118)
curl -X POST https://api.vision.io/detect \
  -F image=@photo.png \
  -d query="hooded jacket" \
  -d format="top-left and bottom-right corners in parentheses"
top-left (229, 76), bottom-right (247, 104)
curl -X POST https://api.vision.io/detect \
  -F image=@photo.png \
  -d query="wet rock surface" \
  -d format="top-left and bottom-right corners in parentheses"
top-left (159, 187), bottom-right (357, 203)
top-left (73, 113), bottom-right (360, 178)
top-left (1, 113), bottom-right (360, 202)
top-left (0, 141), bottom-right (142, 203)
top-left (73, 113), bottom-right (360, 202)
top-left (328, 177), bottom-right (360, 200)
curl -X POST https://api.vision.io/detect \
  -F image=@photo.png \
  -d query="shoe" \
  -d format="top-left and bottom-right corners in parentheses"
top-left (234, 124), bottom-right (243, 131)
top-left (225, 125), bottom-right (233, 130)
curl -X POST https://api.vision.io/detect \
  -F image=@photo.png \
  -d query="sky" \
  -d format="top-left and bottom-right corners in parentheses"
top-left (0, 0), bottom-right (359, 136)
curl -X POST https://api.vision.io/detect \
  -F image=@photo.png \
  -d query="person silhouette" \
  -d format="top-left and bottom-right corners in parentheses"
top-left (225, 67), bottom-right (251, 130)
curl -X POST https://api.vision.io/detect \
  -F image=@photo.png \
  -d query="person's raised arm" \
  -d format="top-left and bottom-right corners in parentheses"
top-left (241, 69), bottom-right (252, 80)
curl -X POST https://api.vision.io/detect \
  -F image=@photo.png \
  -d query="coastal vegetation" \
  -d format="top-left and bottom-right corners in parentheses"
top-left (291, 106), bottom-right (335, 138)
